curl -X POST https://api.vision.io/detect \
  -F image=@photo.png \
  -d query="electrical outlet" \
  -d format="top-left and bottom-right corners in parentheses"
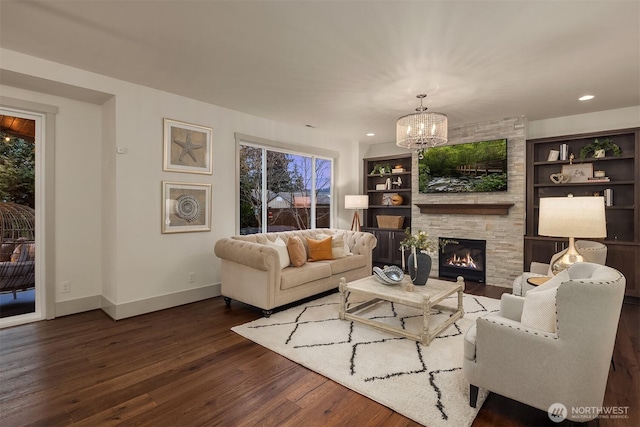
top-left (188, 272), bottom-right (196, 283)
top-left (60, 281), bottom-right (71, 294)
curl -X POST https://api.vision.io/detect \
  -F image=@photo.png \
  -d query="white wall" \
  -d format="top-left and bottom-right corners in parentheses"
top-left (528, 106), bottom-right (640, 139)
top-left (1, 48), bottom-right (360, 319)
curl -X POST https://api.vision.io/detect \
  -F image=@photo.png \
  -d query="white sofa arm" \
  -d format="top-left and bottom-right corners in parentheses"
top-left (345, 230), bottom-right (377, 255)
top-left (214, 238), bottom-right (280, 271)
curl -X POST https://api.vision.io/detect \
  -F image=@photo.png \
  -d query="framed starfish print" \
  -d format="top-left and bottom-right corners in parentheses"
top-left (162, 181), bottom-right (212, 233)
top-left (163, 118), bottom-right (213, 174)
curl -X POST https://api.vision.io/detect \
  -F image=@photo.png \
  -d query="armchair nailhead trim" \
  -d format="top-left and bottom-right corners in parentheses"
top-left (485, 318), bottom-right (558, 339)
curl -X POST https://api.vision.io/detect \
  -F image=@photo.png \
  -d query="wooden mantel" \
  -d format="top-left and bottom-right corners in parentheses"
top-left (415, 203), bottom-right (514, 215)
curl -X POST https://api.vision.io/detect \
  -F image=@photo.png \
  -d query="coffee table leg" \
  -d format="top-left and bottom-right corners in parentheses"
top-left (339, 277), bottom-right (346, 320)
top-left (456, 276), bottom-right (465, 316)
top-left (422, 294), bottom-right (431, 345)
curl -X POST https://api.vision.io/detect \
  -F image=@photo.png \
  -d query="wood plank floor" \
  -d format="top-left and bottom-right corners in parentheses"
top-left (0, 284), bottom-right (637, 427)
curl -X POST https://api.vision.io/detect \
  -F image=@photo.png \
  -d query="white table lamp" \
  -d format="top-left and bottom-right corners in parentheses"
top-left (538, 195), bottom-right (606, 274)
top-left (345, 195), bottom-right (369, 231)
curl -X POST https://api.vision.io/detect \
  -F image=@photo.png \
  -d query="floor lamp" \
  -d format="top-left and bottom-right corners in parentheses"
top-left (345, 195), bottom-right (369, 231)
top-left (538, 195), bottom-right (607, 274)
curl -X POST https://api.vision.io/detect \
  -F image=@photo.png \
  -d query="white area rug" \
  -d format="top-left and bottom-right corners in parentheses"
top-left (232, 291), bottom-right (500, 427)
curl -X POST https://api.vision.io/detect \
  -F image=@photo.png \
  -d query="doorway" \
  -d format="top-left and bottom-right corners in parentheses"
top-left (0, 110), bottom-right (44, 327)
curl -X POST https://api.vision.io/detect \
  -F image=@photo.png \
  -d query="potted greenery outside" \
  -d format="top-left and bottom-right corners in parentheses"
top-left (579, 138), bottom-right (622, 160)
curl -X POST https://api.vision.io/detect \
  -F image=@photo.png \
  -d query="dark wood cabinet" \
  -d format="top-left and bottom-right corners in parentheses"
top-left (365, 229), bottom-right (408, 266)
top-left (525, 128), bottom-right (639, 297)
top-left (362, 154), bottom-right (412, 267)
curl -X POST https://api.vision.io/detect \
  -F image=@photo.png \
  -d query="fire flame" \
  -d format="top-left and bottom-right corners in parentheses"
top-left (446, 252), bottom-right (478, 270)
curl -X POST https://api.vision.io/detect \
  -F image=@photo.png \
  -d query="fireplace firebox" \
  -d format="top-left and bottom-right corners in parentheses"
top-left (439, 237), bottom-right (486, 283)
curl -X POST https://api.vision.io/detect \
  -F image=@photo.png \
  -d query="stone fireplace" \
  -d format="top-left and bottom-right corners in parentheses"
top-left (439, 237), bottom-right (487, 283)
top-left (411, 116), bottom-right (526, 288)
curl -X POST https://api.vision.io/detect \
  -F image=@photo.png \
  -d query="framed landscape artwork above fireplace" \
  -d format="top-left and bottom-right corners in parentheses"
top-left (419, 138), bottom-right (507, 193)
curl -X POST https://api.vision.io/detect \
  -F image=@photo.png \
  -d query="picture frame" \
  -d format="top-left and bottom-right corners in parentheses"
top-left (162, 181), bottom-right (211, 233)
top-left (163, 118), bottom-right (213, 174)
top-left (561, 163), bottom-right (593, 183)
top-left (381, 193), bottom-right (398, 206)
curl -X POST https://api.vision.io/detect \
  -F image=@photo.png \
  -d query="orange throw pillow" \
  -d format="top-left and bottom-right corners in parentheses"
top-left (306, 236), bottom-right (334, 261)
top-left (287, 236), bottom-right (307, 267)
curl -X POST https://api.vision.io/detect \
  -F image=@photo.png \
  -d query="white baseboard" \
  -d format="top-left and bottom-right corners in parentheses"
top-left (55, 295), bottom-right (102, 317)
top-left (101, 283), bottom-right (221, 320)
top-left (54, 283), bottom-right (221, 320)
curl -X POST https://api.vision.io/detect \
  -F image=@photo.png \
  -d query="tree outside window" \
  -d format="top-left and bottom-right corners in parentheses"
top-left (0, 135), bottom-right (35, 208)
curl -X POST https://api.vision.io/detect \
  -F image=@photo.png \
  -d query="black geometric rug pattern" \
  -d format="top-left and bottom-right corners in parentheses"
top-left (233, 291), bottom-right (500, 427)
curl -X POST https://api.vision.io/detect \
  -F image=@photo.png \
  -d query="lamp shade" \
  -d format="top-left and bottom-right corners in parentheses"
top-left (539, 196), bottom-right (606, 238)
top-left (345, 195), bottom-right (369, 210)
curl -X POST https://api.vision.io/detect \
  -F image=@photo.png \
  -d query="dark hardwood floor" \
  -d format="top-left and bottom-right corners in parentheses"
top-left (0, 284), bottom-right (637, 427)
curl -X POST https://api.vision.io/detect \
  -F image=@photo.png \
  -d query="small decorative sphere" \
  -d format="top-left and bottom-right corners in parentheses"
top-left (391, 195), bottom-right (403, 205)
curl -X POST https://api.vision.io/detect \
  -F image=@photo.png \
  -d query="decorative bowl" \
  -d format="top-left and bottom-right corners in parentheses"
top-left (373, 265), bottom-right (404, 285)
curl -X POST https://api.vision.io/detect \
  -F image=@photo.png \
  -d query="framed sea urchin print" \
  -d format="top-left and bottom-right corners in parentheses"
top-left (163, 118), bottom-right (213, 174)
top-left (162, 181), bottom-right (211, 233)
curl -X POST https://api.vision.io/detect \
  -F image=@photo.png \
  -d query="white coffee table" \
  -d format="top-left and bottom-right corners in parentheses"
top-left (338, 275), bottom-right (465, 346)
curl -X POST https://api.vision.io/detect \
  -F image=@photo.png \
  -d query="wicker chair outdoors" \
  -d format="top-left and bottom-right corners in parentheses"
top-left (0, 202), bottom-right (36, 298)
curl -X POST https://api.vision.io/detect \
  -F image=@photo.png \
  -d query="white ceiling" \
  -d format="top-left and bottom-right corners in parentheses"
top-left (1, 1), bottom-right (638, 143)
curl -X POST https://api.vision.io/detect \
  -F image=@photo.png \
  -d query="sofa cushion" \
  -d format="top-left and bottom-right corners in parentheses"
top-left (265, 237), bottom-right (290, 269)
top-left (287, 236), bottom-right (307, 267)
top-left (306, 236), bottom-right (333, 261)
top-left (521, 287), bottom-right (558, 333)
top-left (280, 262), bottom-right (332, 290)
top-left (319, 254), bottom-right (367, 275)
top-left (316, 232), bottom-right (352, 259)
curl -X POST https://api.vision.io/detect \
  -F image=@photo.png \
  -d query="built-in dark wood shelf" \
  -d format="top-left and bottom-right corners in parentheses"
top-left (415, 203), bottom-right (514, 215)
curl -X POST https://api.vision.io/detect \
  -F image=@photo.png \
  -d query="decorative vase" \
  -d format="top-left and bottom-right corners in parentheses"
top-left (408, 251), bottom-right (431, 286)
top-left (594, 149), bottom-right (606, 158)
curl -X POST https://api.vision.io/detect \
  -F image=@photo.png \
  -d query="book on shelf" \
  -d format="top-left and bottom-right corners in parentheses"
top-left (587, 177), bottom-right (610, 182)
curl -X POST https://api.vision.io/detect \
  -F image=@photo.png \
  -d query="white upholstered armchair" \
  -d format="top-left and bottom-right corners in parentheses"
top-left (464, 263), bottom-right (625, 422)
top-left (513, 240), bottom-right (607, 296)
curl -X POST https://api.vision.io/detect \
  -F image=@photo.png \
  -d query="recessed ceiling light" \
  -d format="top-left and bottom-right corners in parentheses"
top-left (366, 133), bottom-right (375, 137)
top-left (579, 95), bottom-right (595, 101)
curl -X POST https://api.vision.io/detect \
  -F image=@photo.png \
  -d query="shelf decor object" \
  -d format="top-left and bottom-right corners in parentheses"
top-left (376, 215), bottom-right (404, 229)
top-left (561, 163), bottom-right (593, 183)
top-left (579, 137), bottom-right (621, 160)
top-left (345, 195), bottom-right (369, 231)
top-left (396, 94), bottom-right (447, 151)
top-left (163, 118), bottom-right (213, 174)
top-left (538, 195), bottom-right (606, 274)
top-left (162, 181), bottom-right (212, 233)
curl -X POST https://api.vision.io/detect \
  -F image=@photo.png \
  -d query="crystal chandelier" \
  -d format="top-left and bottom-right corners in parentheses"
top-left (396, 94), bottom-right (448, 151)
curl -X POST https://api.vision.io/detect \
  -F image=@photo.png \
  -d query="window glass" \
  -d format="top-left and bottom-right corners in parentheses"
top-left (239, 145), bottom-right (263, 235)
top-left (239, 145), bottom-right (332, 235)
top-left (315, 158), bottom-right (332, 228)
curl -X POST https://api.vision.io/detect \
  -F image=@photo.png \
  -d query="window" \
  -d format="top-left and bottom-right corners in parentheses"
top-left (238, 141), bottom-right (334, 235)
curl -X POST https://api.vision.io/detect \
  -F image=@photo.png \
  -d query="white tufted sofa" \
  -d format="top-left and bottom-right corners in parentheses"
top-left (214, 229), bottom-right (376, 316)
